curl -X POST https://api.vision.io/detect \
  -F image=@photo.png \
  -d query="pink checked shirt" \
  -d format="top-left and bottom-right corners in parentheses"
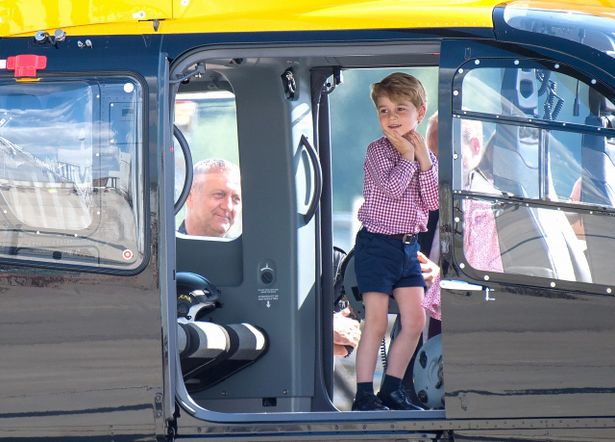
top-left (358, 136), bottom-right (439, 235)
top-left (463, 199), bottom-right (503, 273)
top-left (422, 174), bottom-right (504, 322)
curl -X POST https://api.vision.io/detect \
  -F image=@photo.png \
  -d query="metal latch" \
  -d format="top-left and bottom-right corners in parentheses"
top-left (440, 279), bottom-right (495, 301)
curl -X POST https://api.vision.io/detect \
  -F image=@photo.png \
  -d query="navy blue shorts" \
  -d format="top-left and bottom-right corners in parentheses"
top-left (354, 228), bottom-right (425, 296)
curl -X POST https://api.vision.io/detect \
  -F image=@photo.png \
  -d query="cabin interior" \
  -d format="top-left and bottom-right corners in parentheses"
top-left (169, 40), bottom-right (615, 419)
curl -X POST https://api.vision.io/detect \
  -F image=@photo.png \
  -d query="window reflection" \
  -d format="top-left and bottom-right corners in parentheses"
top-left (461, 67), bottom-right (608, 126)
top-left (503, 3), bottom-right (615, 58)
top-left (0, 82), bottom-right (95, 230)
top-left (456, 117), bottom-right (615, 210)
top-left (0, 78), bottom-right (143, 269)
top-left (457, 61), bottom-right (615, 287)
top-left (460, 197), bottom-right (610, 284)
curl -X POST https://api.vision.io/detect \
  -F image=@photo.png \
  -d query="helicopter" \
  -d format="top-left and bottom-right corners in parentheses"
top-left (1, 0), bottom-right (615, 440)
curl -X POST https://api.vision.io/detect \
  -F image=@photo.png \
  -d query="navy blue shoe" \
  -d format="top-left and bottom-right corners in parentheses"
top-left (377, 389), bottom-right (424, 411)
top-left (351, 393), bottom-right (389, 411)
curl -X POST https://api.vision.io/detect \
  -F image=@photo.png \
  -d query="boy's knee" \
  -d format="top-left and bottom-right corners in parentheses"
top-left (364, 320), bottom-right (388, 339)
top-left (401, 312), bottom-right (426, 336)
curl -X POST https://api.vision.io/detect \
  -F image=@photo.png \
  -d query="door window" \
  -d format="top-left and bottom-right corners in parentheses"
top-left (0, 77), bottom-right (145, 270)
top-left (174, 83), bottom-right (242, 241)
top-left (453, 62), bottom-right (615, 286)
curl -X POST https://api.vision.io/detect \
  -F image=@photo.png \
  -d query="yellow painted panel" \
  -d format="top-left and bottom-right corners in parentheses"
top-left (0, 0), bottom-right (498, 37)
top-left (0, 0), bottom-right (612, 38)
top-left (168, 0), bottom-right (495, 33)
top-left (0, 0), bottom-right (172, 37)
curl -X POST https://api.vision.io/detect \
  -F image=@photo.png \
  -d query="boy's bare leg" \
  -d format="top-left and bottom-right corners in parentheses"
top-left (386, 286), bottom-right (425, 378)
top-left (355, 291), bottom-right (390, 383)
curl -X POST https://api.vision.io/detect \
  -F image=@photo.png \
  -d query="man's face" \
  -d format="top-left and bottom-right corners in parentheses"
top-left (185, 170), bottom-right (241, 237)
top-left (461, 121), bottom-right (484, 173)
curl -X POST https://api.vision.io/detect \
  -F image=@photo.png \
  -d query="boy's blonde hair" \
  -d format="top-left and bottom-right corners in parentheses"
top-left (371, 72), bottom-right (427, 109)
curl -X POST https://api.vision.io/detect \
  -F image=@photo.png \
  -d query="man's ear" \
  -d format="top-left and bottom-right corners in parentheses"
top-left (185, 190), bottom-right (193, 208)
top-left (470, 137), bottom-right (481, 157)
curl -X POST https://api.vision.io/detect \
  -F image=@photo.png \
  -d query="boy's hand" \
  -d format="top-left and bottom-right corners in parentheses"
top-left (384, 128), bottom-right (415, 161)
top-left (406, 131), bottom-right (433, 171)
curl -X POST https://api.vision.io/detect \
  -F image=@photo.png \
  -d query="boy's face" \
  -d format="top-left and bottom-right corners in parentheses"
top-left (376, 95), bottom-right (425, 137)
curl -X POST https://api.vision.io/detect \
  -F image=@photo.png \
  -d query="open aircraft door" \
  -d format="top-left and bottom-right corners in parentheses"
top-left (438, 6), bottom-right (615, 422)
top-left (0, 35), bottom-right (174, 438)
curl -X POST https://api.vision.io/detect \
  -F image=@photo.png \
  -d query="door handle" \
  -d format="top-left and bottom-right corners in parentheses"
top-left (440, 279), bottom-right (483, 291)
top-left (440, 279), bottom-right (495, 301)
top-left (295, 135), bottom-right (322, 225)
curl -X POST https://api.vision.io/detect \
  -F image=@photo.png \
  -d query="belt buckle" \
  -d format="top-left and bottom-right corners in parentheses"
top-left (402, 233), bottom-right (414, 244)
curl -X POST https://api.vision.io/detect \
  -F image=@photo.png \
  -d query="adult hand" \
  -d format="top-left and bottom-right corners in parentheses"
top-left (333, 307), bottom-right (361, 356)
top-left (418, 251), bottom-right (440, 288)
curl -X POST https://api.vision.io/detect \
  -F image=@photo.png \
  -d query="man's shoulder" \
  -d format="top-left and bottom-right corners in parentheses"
top-left (468, 170), bottom-right (499, 194)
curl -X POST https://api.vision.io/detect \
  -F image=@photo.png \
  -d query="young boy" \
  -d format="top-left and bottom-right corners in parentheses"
top-left (353, 72), bottom-right (438, 411)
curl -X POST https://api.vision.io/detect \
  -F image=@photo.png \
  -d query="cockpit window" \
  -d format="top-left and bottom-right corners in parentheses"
top-left (503, 2), bottom-right (615, 58)
top-left (0, 77), bottom-right (144, 270)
